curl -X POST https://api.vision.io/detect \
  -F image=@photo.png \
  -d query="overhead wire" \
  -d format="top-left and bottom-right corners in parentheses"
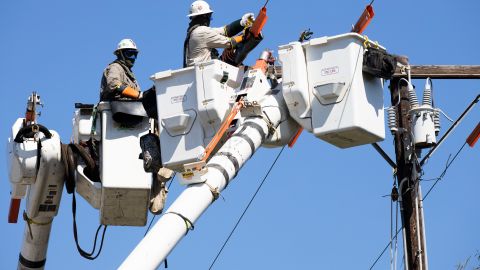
top-left (208, 146), bottom-right (286, 270)
top-left (369, 140), bottom-right (469, 269)
top-left (422, 141), bottom-right (467, 200)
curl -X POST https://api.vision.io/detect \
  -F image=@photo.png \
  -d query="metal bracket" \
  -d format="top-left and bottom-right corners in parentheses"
top-left (240, 100), bottom-right (262, 117)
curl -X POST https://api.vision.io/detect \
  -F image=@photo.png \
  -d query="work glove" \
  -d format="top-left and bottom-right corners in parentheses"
top-left (230, 35), bottom-right (244, 48)
top-left (240, 13), bottom-right (255, 27)
top-left (120, 86), bottom-right (142, 99)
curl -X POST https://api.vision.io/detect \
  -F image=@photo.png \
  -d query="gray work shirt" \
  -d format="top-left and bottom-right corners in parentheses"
top-left (186, 25), bottom-right (230, 67)
top-left (100, 62), bottom-right (140, 101)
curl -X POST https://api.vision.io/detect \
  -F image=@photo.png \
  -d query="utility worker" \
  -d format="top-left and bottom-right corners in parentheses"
top-left (183, 0), bottom-right (255, 67)
top-left (100, 38), bottom-right (142, 101)
top-left (100, 39), bottom-right (172, 215)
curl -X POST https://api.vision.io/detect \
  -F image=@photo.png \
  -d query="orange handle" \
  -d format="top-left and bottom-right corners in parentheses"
top-left (467, 122), bottom-right (480, 147)
top-left (8, 198), bottom-right (21, 223)
top-left (352, 5), bottom-right (374, 34)
top-left (288, 127), bottom-right (303, 148)
top-left (250, 7), bottom-right (268, 38)
top-left (202, 101), bottom-right (243, 162)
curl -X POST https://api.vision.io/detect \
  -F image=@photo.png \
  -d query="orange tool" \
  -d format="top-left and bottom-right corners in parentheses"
top-left (466, 122), bottom-right (480, 147)
top-left (250, 6), bottom-right (268, 38)
top-left (288, 127), bottom-right (303, 148)
top-left (352, 4), bottom-right (375, 34)
top-left (8, 198), bottom-right (21, 223)
top-left (201, 100), bottom-right (244, 162)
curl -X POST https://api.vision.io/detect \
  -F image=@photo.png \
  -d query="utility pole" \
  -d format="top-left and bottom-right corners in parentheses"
top-left (390, 64), bottom-right (480, 269)
top-left (390, 77), bottom-right (428, 270)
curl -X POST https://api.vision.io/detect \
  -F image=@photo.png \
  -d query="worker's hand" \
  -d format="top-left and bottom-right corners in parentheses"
top-left (240, 13), bottom-right (255, 27)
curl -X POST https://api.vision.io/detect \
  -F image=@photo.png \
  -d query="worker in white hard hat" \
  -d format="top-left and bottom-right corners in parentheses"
top-left (183, 0), bottom-right (256, 67)
top-left (100, 38), bottom-right (143, 101)
top-left (100, 39), bottom-right (171, 215)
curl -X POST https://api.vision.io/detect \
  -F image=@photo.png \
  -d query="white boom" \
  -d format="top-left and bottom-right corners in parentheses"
top-left (6, 33), bottom-right (389, 269)
top-left (7, 120), bottom-right (64, 270)
top-left (119, 93), bottom-right (286, 270)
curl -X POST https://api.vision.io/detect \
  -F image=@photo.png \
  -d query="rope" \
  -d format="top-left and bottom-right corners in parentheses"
top-left (165, 212), bottom-right (194, 235)
top-left (370, 141), bottom-right (468, 269)
top-left (370, 227), bottom-right (403, 270)
top-left (23, 211), bottom-right (52, 240)
top-left (72, 192), bottom-right (108, 260)
top-left (144, 175), bottom-right (176, 237)
top-left (208, 146), bottom-right (285, 270)
top-left (144, 174), bottom-right (176, 269)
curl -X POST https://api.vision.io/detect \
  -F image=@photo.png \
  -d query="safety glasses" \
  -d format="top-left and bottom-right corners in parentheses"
top-left (123, 49), bottom-right (138, 59)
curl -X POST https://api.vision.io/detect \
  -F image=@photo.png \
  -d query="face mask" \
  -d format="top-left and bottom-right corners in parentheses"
top-left (121, 49), bottom-right (138, 67)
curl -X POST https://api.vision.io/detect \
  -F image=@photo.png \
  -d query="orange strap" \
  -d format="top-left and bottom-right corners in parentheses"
top-left (467, 122), bottom-right (480, 147)
top-left (250, 7), bottom-right (268, 38)
top-left (352, 5), bottom-right (375, 34)
top-left (202, 100), bottom-right (244, 162)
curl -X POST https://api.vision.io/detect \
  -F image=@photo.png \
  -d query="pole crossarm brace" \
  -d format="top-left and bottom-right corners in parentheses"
top-left (371, 143), bottom-right (396, 169)
top-left (393, 65), bottom-right (480, 79)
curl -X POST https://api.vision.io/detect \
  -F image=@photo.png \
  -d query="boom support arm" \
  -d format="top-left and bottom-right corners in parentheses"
top-left (119, 93), bottom-right (286, 270)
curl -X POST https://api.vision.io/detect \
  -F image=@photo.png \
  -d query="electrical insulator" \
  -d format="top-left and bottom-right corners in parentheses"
top-left (387, 107), bottom-right (398, 134)
top-left (408, 83), bottom-right (419, 108)
top-left (422, 78), bottom-right (432, 106)
top-left (406, 67), bottom-right (419, 108)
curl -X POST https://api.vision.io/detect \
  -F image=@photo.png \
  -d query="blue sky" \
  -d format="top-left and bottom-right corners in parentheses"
top-left (1, 0), bottom-right (479, 269)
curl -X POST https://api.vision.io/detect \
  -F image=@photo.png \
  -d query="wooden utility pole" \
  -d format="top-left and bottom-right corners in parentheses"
top-left (390, 78), bottom-right (428, 270)
top-left (390, 65), bottom-right (480, 269)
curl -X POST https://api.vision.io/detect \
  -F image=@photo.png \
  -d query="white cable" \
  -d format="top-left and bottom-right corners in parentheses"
top-left (437, 108), bottom-right (454, 123)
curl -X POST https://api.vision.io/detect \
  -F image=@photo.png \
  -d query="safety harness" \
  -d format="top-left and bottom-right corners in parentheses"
top-left (183, 24), bottom-right (201, 68)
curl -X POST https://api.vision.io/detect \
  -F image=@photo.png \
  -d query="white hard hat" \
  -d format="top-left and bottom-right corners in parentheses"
top-left (187, 0), bottom-right (213, 17)
top-left (114, 38), bottom-right (138, 54)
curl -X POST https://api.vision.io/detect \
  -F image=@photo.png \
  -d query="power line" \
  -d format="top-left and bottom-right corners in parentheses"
top-left (423, 142), bottom-right (467, 200)
top-left (370, 227), bottom-right (403, 270)
top-left (208, 146), bottom-right (286, 270)
top-left (369, 141), bottom-right (468, 269)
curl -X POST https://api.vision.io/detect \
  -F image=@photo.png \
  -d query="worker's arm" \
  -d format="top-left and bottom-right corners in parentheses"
top-left (201, 26), bottom-right (243, 49)
top-left (105, 64), bottom-right (141, 99)
top-left (223, 19), bottom-right (242, 37)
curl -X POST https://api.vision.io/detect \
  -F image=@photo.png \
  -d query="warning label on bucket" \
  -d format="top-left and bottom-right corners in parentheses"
top-left (321, 66), bottom-right (339, 76)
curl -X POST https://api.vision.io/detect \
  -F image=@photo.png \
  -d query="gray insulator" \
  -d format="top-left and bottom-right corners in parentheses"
top-left (408, 85), bottom-right (419, 108)
top-left (434, 109), bottom-right (441, 135)
top-left (387, 107), bottom-right (398, 134)
top-left (422, 86), bottom-right (432, 106)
